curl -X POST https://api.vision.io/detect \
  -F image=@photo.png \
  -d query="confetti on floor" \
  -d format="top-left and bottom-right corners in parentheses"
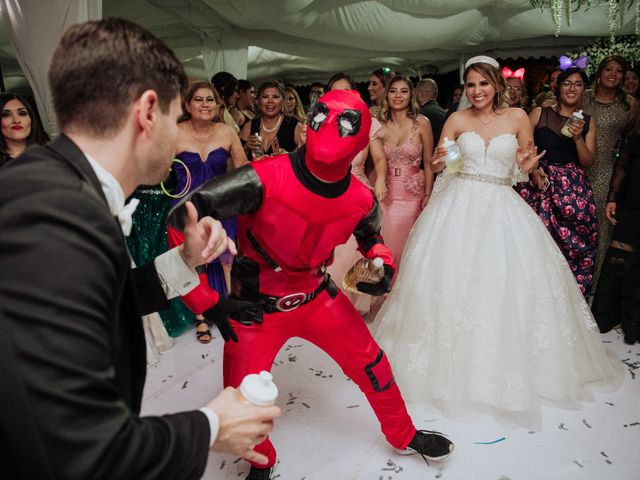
top-left (141, 329), bottom-right (640, 479)
top-left (474, 437), bottom-right (506, 445)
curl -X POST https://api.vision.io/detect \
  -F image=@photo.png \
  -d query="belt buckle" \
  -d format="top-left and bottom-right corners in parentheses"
top-left (275, 292), bottom-right (307, 312)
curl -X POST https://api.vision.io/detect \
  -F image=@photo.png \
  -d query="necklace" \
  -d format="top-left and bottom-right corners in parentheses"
top-left (474, 111), bottom-right (496, 127)
top-left (189, 121), bottom-right (214, 144)
top-left (261, 115), bottom-right (283, 133)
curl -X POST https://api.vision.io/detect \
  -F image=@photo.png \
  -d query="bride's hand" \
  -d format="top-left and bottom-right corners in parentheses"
top-left (516, 140), bottom-right (545, 174)
top-left (431, 145), bottom-right (447, 173)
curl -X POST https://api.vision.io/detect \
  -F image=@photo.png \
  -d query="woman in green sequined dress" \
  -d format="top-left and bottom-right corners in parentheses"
top-left (582, 56), bottom-right (637, 294)
top-left (127, 180), bottom-right (196, 337)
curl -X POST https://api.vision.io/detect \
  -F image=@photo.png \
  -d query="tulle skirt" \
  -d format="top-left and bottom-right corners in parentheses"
top-left (373, 172), bottom-right (623, 428)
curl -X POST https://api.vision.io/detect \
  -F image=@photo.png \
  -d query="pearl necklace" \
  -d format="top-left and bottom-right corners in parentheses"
top-left (261, 115), bottom-right (283, 133)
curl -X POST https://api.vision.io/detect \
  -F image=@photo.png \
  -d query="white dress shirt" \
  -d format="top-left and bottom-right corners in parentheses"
top-left (84, 153), bottom-right (219, 446)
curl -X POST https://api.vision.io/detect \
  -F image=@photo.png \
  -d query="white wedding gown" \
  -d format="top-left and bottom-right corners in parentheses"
top-left (373, 131), bottom-right (623, 427)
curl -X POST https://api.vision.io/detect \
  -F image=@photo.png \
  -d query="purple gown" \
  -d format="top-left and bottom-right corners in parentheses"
top-left (173, 148), bottom-right (237, 295)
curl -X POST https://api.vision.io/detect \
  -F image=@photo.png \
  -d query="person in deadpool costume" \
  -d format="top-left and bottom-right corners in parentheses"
top-left (168, 89), bottom-right (454, 480)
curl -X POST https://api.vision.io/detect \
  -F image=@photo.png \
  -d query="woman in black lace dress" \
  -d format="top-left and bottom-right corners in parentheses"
top-left (592, 106), bottom-right (640, 344)
top-left (517, 66), bottom-right (597, 296)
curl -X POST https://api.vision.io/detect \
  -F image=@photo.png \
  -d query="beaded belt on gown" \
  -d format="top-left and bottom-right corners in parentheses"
top-left (455, 171), bottom-right (512, 186)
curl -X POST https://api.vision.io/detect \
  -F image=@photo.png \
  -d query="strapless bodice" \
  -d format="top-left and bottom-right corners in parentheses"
top-left (172, 148), bottom-right (230, 205)
top-left (176, 148), bottom-right (229, 177)
top-left (457, 132), bottom-right (518, 178)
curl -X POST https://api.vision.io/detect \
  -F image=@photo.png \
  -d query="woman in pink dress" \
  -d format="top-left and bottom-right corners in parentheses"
top-left (370, 74), bottom-right (434, 268)
top-left (325, 73), bottom-right (388, 315)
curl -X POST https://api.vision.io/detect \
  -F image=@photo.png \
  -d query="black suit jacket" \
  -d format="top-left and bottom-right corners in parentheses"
top-left (419, 100), bottom-right (446, 146)
top-left (0, 135), bottom-right (209, 479)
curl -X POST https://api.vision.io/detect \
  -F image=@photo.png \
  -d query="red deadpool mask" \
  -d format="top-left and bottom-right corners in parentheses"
top-left (305, 89), bottom-right (372, 182)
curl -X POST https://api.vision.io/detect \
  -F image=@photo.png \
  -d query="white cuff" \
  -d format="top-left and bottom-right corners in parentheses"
top-left (154, 247), bottom-right (200, 299)
top-left (199, 407), bottom-right (220, 447)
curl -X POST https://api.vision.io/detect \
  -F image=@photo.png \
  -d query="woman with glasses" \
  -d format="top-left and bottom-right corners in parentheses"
top-left (506, 77), bottom-right (528, 111)
top-left (518, 66), bottom-right (597, 296)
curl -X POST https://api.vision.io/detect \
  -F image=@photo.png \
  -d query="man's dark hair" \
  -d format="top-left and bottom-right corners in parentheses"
top-left (49, 18), bottom-right (188, 137)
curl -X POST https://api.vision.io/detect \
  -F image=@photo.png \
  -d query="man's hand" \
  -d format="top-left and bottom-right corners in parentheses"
top-left (180, 201), bottom-right (237, 269)
top-left (208, 387), bottom-right (281, 465)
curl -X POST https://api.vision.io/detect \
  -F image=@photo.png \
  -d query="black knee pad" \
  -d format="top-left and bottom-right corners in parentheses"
top-left (364, 349), bottom-right (395, 392)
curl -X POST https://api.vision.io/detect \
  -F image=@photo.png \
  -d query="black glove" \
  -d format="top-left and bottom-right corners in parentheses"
top-left (202, 297), bottom-right (262, 342)
top-left (356, 264), bottom-right (395, 296)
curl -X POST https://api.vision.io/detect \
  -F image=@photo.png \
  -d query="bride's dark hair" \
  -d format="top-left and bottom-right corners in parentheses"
top-left (463, 63), bottom-right (509, 110)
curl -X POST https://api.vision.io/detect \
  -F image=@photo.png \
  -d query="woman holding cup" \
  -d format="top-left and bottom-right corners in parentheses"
top-left (240, 81), bottom-right (303, 160)
top-left (517, 65), bottom-right (597, 296)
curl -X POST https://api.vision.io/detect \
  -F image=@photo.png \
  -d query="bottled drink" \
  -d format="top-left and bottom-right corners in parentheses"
top-left (342, 257), bottom-right (385, 294)
top-left (252, 133), bottom-right (264, 159)
top-left (238, 371), bottom-right (278, 406)
top-left (442, 137), bottom-right (463, 173)
top-left (560, 109), bottom-right (584, 138)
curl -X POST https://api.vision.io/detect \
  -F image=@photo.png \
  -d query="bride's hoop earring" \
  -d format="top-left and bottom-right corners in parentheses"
top-left (160, 158), bottom-right (192, 198)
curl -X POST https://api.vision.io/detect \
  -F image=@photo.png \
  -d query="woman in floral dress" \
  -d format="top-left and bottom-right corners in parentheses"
top-left (518, 66), bottom-right (597, 296)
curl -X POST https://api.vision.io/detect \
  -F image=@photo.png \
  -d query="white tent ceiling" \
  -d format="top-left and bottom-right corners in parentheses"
top-left (0, 0), bottom-right (637, 92)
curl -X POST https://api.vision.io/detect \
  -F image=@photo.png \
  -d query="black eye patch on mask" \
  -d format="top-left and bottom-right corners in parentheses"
top-left (336, 109), bottom-right (361, 137)
top-left (307, 102), bottom-right (329, 131)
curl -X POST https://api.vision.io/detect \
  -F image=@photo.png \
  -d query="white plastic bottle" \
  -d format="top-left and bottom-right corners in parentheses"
top-left (442, 137), bottom-right (463, 173)
top-left (238, 371), bottom-right (279, 406)
top-left (561, 109), bottom-right (584, 138)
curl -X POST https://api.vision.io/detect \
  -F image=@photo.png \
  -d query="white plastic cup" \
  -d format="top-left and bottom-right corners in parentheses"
top-left (561, 109), bottom-right (584, 138)
top-left (442, 136), bottom-right (463, 173)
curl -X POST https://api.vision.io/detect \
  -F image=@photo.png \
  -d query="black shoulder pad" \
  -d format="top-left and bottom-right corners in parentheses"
top-left (167, 165), bottom-right (263, 230)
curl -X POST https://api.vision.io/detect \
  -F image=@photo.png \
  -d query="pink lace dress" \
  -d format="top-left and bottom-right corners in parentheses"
top-left (381, 136), bottom-right (425, 267)
top-left (327, 119), bottom-right (381, 314)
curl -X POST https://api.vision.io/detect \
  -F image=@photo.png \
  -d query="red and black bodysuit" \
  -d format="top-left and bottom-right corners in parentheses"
top-left (168, 90), bottom-right (417, 469)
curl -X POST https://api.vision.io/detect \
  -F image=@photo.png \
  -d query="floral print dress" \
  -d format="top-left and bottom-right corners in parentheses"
top-left (518, 107), bottom-right (597, 296)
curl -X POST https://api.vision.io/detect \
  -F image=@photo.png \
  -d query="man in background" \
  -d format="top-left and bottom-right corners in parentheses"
top-left (416, 78), bottom-right (445, 144)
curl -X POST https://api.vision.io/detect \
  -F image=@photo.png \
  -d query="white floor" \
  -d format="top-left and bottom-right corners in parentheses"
top-left (142, 327), bottom-right (640, 480)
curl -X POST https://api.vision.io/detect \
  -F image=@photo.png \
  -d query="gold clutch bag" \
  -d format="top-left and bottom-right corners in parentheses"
top-left (342, 257), bottom-right (384, 294)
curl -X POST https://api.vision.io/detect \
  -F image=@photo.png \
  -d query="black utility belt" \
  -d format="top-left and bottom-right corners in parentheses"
top-left (235, 275), bottom-right (338, 314)
top-left (262, 276), bottom-right (333, 313)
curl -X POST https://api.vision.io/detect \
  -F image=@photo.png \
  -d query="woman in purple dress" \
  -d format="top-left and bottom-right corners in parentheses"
top-left (169, 81), bottom-right (248, 342)
top-left (518, 66), bottom-right (597, 296)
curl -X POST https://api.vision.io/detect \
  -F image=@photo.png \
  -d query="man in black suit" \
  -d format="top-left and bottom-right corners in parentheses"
top-left (416, 79), bottom-right (446, 145)
top-left (0, 18), bottom-right (279, 480)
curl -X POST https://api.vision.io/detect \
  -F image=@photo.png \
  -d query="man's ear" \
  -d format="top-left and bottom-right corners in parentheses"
top-left (135, 90), bottom-right (159, 135)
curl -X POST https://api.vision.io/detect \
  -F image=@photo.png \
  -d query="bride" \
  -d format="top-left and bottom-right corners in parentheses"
top-left (373, 56), bottom-right (623, 428)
